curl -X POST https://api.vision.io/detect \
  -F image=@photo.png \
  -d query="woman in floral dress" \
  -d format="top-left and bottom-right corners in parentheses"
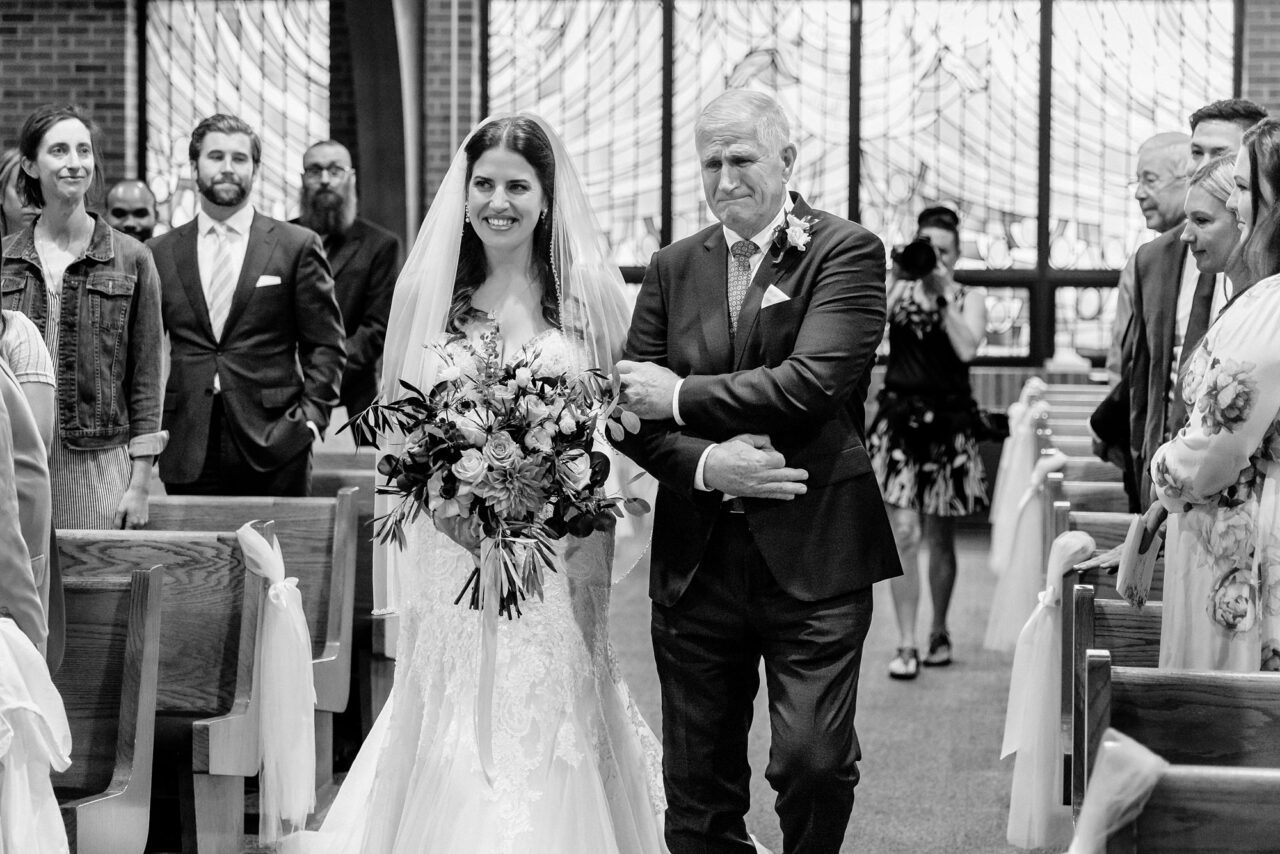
top-left (1151, 117), bottom-right (1280, 672)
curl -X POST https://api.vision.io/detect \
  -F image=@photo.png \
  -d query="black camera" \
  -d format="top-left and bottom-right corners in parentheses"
top-left (890, 237), bottom-right (937, 281)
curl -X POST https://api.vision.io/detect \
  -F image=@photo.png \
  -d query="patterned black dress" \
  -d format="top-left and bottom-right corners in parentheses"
top-left (868, 285), bottom-right (988, 517)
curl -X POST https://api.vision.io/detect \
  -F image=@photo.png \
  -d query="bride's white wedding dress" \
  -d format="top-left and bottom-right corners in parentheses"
top-left (285, 320), bottom-right (668, 854)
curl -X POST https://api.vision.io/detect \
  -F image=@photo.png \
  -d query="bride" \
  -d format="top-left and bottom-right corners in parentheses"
top-left (285, 115), bottom-right (667, 853)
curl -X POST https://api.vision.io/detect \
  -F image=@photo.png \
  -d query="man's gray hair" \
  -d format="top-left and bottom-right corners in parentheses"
top-left (696, 89), bottom-right (791, 154)
top-left (1138, 131), bottom-right (1193, 180)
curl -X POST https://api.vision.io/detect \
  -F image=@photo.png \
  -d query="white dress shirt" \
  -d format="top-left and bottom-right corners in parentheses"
top-left (196, 204), bottom-right (255, 392)
top-left (675, 202), bottom-right (792, 492)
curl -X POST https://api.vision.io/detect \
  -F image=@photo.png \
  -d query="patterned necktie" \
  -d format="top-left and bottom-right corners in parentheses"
top-left (728, 239), bottom-right (759, 337)
top-left (206, 224), bottom-right (235, 340)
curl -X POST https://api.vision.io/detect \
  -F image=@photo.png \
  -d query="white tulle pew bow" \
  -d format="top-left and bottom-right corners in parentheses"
top-left (236, 522), bottom-right (316, 843)
top-left (1001, 529), bottom-right (1095, 849)
top-left (1067, 728), bottom-right (1168, 854)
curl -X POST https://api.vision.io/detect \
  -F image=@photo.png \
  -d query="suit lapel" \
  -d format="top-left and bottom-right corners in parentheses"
top-left (173, 221), bottom-right (214, 340)
top-left (327, 222), bottom-right (363, 277)
top-left (699, 229), bottom-right (733, 373)
top-left (221, 213), bottom-right (277, 341)
top-left (1150, 232), bottom-right (1185, 439)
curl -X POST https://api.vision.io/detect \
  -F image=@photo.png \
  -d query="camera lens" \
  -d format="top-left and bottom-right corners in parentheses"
top-left (891, 238), bottom-right (937, 280)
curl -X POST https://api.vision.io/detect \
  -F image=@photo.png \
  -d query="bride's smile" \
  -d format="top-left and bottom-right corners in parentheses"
top-left (468, 146), bottom-right (546, 251)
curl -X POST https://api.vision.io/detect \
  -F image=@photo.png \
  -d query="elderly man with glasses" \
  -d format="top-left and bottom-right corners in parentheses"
top-left (293, 140), bottom-right (402, 441)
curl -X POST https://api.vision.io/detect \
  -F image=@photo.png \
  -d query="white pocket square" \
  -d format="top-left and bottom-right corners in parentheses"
top-left (255, 275), bottom-right (282, 288)
top-left (761, 284), bottom-right (790, 308)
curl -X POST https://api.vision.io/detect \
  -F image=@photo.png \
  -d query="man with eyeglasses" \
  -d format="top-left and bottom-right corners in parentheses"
top-left (1095, 99), bottom-right (1268, 510)
top-left (293, 140), bottom-right (401, 440)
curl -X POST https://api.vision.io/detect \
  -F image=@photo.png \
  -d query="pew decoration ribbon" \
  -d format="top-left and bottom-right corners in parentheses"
top-left (1066, 728), bottom-right (1168, 854)
top-left (984, 447), bottom-right (1067, 652)
top-left (1001, 530), bottom-right (1096, 849)
top-left (989, 393), bottom-right (1050, 576)
top-left (236, 522), bottom-right (317, 844)
top-left (0, 618), bottom-right (71, 854)
top-left (1115, 504), bottom-right (1167, 607)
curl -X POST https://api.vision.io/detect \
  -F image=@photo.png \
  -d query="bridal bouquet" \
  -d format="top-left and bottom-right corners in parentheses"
top-left (348, 341), bottom-right (648, 618)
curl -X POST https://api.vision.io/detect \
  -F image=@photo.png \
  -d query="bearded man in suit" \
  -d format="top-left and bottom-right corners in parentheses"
top-left (150, 113), bottom-right (345, 496)
top-left (294, 139), bottom-right (401, 438)
top-left (615, 89), bottom-right (901, 854)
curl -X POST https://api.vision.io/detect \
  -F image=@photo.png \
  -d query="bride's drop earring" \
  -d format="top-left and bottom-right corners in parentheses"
top-left (464, 204), bottom-right (471, 224)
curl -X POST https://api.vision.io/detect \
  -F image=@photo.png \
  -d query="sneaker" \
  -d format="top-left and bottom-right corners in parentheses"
top-left (888, 647), bottom-right (920, 680)
top-left (923, 630), bottom-right (952, 667)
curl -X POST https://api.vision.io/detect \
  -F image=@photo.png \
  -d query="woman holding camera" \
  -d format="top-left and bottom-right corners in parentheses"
top-left (869, 206), bottom-right (988, 679)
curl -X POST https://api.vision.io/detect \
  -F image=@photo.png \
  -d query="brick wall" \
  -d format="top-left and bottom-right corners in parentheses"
top-left (1242, 0), bottom-right (1280, 113)
top-left (0, 0), bottom-right (137, 203)
top-left (421, 0), bottom-right (478, 207)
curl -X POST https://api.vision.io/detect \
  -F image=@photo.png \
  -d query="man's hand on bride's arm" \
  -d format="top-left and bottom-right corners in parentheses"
top-left (703, 434), bottom-right (808, 500)
top-left (433, 512), bottom-right (483, 557)
top-left (616, 360), bottom-right (679, 420)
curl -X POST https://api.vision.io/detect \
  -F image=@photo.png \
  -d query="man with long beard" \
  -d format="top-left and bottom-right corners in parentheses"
top-left (149, 113), bottom-right (345, 496)
top-left (293, 140), bottom-right (401, 438)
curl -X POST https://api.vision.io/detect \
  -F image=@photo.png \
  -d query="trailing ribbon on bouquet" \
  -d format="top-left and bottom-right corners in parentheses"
top-left (237, 522), bottom-right (317, 843)
top-left (1066, 729), bottom-right (1168, 854)
top-left (475, 538), bottom-right (501, 787)
top-left (1001, 530), bottom-right (1095, 849)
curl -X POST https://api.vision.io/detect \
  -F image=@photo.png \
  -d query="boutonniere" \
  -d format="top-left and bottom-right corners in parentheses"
top-left (770, 213), bottom-right (816, 262)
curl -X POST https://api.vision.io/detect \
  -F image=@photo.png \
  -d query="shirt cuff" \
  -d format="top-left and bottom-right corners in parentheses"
top-left (693, 444), bottom-right (714, 492)
top-left (672, 378), bottom-right (685, 426)
top-left (128, 429), bottom-right (169, 459)
top-left (307, 420), bottom-right (322, 443)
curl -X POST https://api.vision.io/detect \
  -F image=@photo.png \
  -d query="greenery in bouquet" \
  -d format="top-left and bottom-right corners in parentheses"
top-left (345, 341), bottom-right (648, 618)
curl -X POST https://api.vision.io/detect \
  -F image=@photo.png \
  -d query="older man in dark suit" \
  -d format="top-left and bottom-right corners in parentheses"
top-left (615, 89), bottom-right (900, 854)
top-left (150, 114), bottom-right (345, 496)
top-left (294, 140), bottom-right (402, 434)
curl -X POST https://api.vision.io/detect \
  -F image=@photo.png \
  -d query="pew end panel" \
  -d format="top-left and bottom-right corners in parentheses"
top-left (54, 567), bottom-right (164, 854)
top-left (1106, 765), bottom-right (1280, 853)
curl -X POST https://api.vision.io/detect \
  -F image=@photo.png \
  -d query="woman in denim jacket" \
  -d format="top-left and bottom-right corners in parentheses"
top-left (0, 105), bottom-right (165, 529)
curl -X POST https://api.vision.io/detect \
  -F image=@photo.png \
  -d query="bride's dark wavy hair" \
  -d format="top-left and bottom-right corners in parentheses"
top-left (448, 117), bottom-right (560, 333)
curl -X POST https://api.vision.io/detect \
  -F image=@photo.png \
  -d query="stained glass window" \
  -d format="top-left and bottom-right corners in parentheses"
top-left (487, 0), bottom-right (664, 266)
top-left (860, 1), bottom-right (1041, 272)
top-left (670, 0), bottom-right (853, 237)
top-left (145, 1), bottom-right (330, 230)
top-left (1049, 0), bottom-right (1235, 271)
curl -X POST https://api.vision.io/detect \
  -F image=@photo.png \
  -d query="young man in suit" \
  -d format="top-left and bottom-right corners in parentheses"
top-left (294, 140), bottom-right (401, 438)
top-left (150, 114), bottom-right (345, 496)
top-left (615, 89), bottom-right (901, 854)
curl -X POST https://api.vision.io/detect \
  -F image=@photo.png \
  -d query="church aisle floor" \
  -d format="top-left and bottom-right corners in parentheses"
top-left (610, 524), bottom-right (1040, 854)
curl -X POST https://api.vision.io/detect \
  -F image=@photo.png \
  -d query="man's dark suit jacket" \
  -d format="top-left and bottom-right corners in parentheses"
top-left (1095, 224), bottom-right (1215, 507)
top-left (617, 194), bottom-right (902, 607)
top-left (291, 216), bottom-right (402, 415)
top-left (150, 212), bottom-right (346, 483)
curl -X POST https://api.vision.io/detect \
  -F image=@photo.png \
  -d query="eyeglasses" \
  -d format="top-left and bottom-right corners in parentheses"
top-left (302, 165), bottom-right (352, 181)
top-left (1127, 172), bottom-right (1183, 192)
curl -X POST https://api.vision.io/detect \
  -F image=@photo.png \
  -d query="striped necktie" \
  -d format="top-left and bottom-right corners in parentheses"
top-left (728, 239), bottom-right (758, 338)
top-left (206, 224), bottom-right (235, 340)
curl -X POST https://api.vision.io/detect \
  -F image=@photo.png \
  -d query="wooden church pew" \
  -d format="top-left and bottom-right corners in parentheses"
top-left (1105, 764), bottom-right (1280, 852)
top-left (58, 530), bottom-right (262, 854)
top-left (1079, 650), bottom-right (1280, 817)
top-left (148, 492), bottom-right (358, 788)
top-left (54, 567), bottom-right (164, 854)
